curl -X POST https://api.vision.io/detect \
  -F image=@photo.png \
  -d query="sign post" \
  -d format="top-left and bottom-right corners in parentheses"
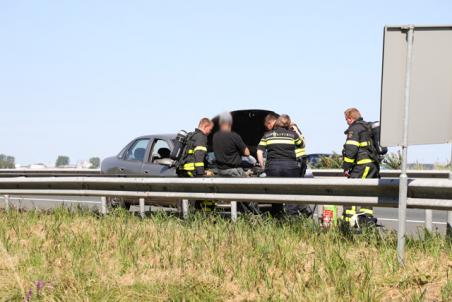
top-left (396, 26), bottom-right (414, 265)
top-left (380, 25), bottom-right (452, 264)
top-left (448, 145), bottom-right (452, 237)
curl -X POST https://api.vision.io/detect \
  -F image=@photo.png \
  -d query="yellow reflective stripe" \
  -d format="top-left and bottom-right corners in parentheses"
top-left (343, 157), bottom-right (355, 163)
top-left (345, 140), bottom-right (360, 146)
top-left (345, 140), bottom-right (368, 147)
top-left (295, 148), bottom-right (305, 157)
top-left (360, 208), bottom-right (373, 215)
top-left (184, 162), bottom-right (204, 169)
top-left (183, 163), bottom-right (195, 171)
top-left (187, 171), bottom-right (194, 177)
top-left (359, 141), bottom-right (369, 147)
top-left (266, 139), bottom-right (295, 145)
top-left (362, 166), bottom-right (370, 179)
top-left (357, 159), bottom-right (373, 165)
top-left (258, 139), bottom-right (267, 146)
top-left (194, 146), bottom-right (207, 152)
top-left (187, 150), bottom-right (194, 154)
top-left (294, 138), bottom-right (302, 145)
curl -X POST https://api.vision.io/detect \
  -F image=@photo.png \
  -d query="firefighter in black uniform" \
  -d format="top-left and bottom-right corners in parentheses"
top-left (257, 114), bottom-right (305, 216)
top-left (178, 118), bottom-right (213, 177)
top-left (342, 108), bottom-right (378, 227)
top-left (177, 118), bottom-right (214, 211)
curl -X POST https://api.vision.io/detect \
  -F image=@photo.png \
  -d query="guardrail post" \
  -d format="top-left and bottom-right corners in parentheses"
top-left (182, 199), bottom-right (189, 219)
top-left (4, 195), bottom-right (10, 211)
top-left (139, 198), bottom-right (145, 218)
top-left (100, 196), bottom-right (107, 215)
top-left (230, 201), bottom-right (237, 222)
top-left (425, 209), bottom-right (433, 232)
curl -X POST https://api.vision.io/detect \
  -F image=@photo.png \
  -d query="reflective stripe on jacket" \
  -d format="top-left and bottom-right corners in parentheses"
top-left (342, 118), bottom-right (374, 171)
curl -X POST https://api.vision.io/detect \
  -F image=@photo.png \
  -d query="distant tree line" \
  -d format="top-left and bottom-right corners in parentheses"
top-left (55, 155), bottom-right (100, 168)
top-left (0, 154), bottom-right (15, 168)
top-left (89, 157), bottom-right (100, 169)
top-left (55, 155), bottom-right (70, 167)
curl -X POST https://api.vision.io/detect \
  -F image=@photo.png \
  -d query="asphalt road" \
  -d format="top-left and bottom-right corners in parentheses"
top-left (0, 195), bottom-right (449, 236)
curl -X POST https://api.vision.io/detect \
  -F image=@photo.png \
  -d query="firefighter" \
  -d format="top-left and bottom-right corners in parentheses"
top-left (341, 107), bottom-right (379, 227)
top-left (177, 117), bottom-right (214, 211)
top-left (257, 114), bottom-right (305, 216)
top-left (177, 117), bottom-right (213, 178)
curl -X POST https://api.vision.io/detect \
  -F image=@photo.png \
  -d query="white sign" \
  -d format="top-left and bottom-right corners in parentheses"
top-left (380, 25), bottom-right (452, 147)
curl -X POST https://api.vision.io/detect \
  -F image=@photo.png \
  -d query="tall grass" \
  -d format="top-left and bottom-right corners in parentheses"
top-left (0, 208), bottom-right (451, 301)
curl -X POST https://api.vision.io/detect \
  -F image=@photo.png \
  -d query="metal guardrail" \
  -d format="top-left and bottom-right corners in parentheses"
top-left (0, 177), bottom-right (451, 209)
top-left (0, 169), bottom-right (101, 177)
top-left (0, 168), bottom-right (450, 179)
top-left (312, 169), bottom-right (451, 179)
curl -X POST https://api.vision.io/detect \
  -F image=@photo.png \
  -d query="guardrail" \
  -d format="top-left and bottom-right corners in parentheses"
top-left (0, 176), bottom-right (451, 209)
top-left (0, 168), bottom-right (101, 177)
top-left (313, 169), bottom-right (451, 179)
top-left (0, 168), bottom-right (450, 179)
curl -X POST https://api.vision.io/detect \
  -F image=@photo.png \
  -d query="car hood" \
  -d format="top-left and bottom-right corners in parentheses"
top-left (208, 109), bottom-right (277, 156)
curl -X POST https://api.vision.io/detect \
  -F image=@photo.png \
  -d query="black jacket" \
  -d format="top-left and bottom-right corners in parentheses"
top-left (258, 127), bottom-right (305, 164)
top-left (180, 128), bottom-right (208, 176)
top-left (342, 118), bottom-right (376, 171)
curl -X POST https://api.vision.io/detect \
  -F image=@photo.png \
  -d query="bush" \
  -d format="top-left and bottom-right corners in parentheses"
top-left (382, 151), bottom-right (402, 170)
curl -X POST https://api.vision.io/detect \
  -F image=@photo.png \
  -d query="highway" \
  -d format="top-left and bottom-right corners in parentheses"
top-left (0, 195), bottom-right (448, 236)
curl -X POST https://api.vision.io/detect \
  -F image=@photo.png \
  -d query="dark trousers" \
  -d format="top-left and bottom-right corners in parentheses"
top-left (344, 163), bottom-right (379, 222)
top-left (266, 160), bottom-right (301, 216)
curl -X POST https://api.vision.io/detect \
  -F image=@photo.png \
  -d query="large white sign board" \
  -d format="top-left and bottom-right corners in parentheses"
top-left (380, 26), bottom-right (452, 147)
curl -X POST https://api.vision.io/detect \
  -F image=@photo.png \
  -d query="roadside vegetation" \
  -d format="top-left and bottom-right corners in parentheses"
top-left (311, 152), bottom-right (343, 169)
top-left (0, 209), bottom-right (451, 301)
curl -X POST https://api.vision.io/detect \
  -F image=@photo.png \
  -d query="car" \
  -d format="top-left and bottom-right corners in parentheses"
top-left (101, 109), bottom-right (277, 176)
top-left (101, 133), bottom-right (177, 176)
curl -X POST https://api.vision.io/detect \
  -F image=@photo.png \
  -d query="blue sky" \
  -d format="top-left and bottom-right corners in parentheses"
top-left (1, 0), bottom-right (451, 165)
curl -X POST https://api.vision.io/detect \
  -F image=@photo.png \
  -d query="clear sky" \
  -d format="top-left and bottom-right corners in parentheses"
top-left (1, 0), bottom-right (451, 166)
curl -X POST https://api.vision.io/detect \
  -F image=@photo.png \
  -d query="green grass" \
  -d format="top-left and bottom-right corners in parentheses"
top-left (0, 208), bottom-right (451, 301)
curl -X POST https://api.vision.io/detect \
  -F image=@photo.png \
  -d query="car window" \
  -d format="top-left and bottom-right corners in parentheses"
top-left (124, 138), bottom-right (150, 161)
top-left (150, 139), bottom-right (171, 163)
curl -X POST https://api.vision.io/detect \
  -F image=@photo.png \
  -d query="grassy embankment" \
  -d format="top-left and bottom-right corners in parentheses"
top-left (0, 209), bottom-right (451, 301)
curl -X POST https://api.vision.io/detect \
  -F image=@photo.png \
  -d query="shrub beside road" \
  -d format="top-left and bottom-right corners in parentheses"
top-left (0, 209), bottom-right (451, 301)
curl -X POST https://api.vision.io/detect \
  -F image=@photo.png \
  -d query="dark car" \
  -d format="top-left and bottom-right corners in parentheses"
top-left (101, 134), bottom-right (177, 176)
top-left (101, 109), bottom-right (277, 176)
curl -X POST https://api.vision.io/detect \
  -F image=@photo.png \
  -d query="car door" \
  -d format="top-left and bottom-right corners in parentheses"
top-left (141, 138), bottom-right (176, 176)
top-left (118, 137), bottom-right (151, 174)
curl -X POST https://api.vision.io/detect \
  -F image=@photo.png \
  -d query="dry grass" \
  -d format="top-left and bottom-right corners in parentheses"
top-left (0, 208), bottom-right (451, 301)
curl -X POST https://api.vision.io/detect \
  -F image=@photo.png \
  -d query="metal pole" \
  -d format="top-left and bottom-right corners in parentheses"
top-left (447, 144), bottom-right (452, 238)
top-left (182, 199), bottom-right (189, 219)
top-left (230, 201), bottom-right (237, 222)
top-left (397, 25), bottom-right (414, 265)
top-left (100, 196), bottom-right (107, 215)
top-left (4, 195), bottom-right (9, 211)
top-left (139, 198), bottom-right (145, 218)
top-left (425, 209), bottom-right (433, 232)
